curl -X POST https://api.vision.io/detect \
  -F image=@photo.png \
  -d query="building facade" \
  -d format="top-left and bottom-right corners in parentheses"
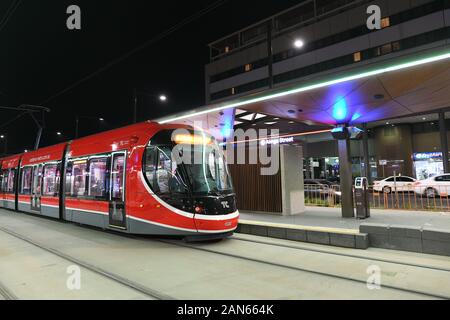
top-left (206, 0), bottom-right (450, 103)
top-left (206, 0), bottom-right (450, 183)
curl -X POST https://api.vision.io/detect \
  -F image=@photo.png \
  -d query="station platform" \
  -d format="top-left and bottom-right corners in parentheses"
top-left (237, 207), bottom-right (450, 256)
top-left (239, 207), bottom-right (450, 231)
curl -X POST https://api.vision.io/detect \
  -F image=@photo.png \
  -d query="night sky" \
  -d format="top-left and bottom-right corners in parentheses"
top-left (1, 0), bottom-right (301, 154)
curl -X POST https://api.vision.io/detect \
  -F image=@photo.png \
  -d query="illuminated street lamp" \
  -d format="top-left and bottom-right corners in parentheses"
top-left (294, 39), bottom-right (305, 49)
top-left (0, 134), bottom-right (7, 155)
top-left (133, 89), bottom-right (168, 123)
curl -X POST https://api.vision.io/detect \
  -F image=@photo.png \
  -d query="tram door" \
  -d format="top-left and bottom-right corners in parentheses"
top-left (109, 152), bottom-right (126, 229)
top-left (31, 164), bottom-right (43, 212)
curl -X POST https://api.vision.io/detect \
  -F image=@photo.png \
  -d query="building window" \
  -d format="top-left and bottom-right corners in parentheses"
top-left (245, 63), bottom-right (253, 72)
top-left (380, 43), bottom-right (392, 55)
top-left (353, 52), bottom-right (361, 62)
top-left (375, 43), bottom-right (393, 56)
top-left (381, 17), bottom-right (390, 29)
top-left (392, 41), bottom-right (401, 51)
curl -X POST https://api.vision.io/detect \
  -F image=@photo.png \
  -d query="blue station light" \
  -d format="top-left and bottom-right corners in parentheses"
top-left (332, 97), bottom-right (348, 122)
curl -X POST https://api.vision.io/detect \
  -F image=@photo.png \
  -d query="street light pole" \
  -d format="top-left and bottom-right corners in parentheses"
top-left (133, 88), bottom-right (138, 124)
top-left (0, 135), bottom-right (7, 155)
top-left (267, 20), bottom-right (273, 89)
top-left (75, 116), bottom-right (79, 139)
top-left (75, 115), bottom-right (105, 139)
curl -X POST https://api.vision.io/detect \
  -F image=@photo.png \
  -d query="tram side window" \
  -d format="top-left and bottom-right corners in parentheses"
top-left (71, 160), bottom-right (87, 197)
top-left (7, 169), bottom-right (16, 193)
top-left (111, 154), bottom-right (125, 200)
top-left (65, 162), bottom-right (73, 196)
top-left (43, 164), bottom-right (60, 196)
top-left (144, 147), bottom-right (158, 191)
top-left (88, 157), bottom-right (108, 199)
top-left (1, 170), bottom-right (8, 192)
top-left (143, 146), bottom-right (186, 195)
top-left (21, 167), bottom-right (33, 195)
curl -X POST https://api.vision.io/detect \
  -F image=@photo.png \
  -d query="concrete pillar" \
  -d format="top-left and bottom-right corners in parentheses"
top-left (280, 145), bottom-right (305, 216)
top-left (338, 139), bottom-right (355, 218)
top-left (362, 123), bottom-right (371, 184)
top-left (303, 143), bottom-right (311, 179)
top-left (439, 112), bottom-right (450, 173)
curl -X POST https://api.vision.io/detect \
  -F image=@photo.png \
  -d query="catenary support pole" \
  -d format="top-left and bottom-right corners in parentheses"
top-left (362, 123), bottom-right (371, 184)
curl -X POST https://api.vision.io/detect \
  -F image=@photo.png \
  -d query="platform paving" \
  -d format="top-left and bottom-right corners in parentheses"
top-left (239, 207), bottom-right (450, 231)
top-left (239, 207), bottom-right (450, 255)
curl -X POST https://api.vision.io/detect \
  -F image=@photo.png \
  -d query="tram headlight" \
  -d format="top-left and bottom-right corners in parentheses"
top-left (194, 205), bottom-right (204, 214)
top-left (173, 134), bottom-right (212, 145)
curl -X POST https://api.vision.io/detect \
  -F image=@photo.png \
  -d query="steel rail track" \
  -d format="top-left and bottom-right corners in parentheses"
top-left (0, 226), bottom-right (174, 300)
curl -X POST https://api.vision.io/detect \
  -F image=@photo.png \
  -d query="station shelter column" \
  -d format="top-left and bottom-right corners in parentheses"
top-left (439, 111), bottom-right (450, 173)
top-left (338, 138), bottom-right (355, 218)
top-left (280, 144), bottom-right (305, 216)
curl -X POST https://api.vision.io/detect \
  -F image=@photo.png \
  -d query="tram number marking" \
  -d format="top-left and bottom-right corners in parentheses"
top-left (221, 201), bottom-right (230, 209)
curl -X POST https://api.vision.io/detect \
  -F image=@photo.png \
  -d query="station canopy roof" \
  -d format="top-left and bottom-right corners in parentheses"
top-left (156, 46), bottom-right (450, 139)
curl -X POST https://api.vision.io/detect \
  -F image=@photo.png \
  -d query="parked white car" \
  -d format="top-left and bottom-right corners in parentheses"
top-left (414, 174), bottom-right (450, 198)
top-left (373, 176), bottom-right (417, 193)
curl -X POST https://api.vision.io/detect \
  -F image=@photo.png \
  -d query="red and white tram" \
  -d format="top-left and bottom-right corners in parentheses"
top-left (0, 122), bottom-right (239, 237)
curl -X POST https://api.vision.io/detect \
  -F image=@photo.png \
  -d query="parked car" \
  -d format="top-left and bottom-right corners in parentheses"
top-left (414, 174), bottom-right (450, 198)
top-left (326, 176), bottom-right (340, 185)
top-left (373, 176), bottom-right (417, 193)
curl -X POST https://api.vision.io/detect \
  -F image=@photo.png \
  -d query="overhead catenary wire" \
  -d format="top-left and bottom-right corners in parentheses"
top-left (41, 0), bottom-right (229, 105)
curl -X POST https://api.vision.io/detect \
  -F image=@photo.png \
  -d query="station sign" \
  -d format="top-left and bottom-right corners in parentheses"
top-left (413, 152), bottom-right (443, 161)
top-left (260, 136), bottom-right (295, 147)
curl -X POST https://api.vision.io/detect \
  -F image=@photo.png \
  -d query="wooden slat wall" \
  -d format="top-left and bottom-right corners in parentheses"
top-left (228, 162), bottom-right (282, 213)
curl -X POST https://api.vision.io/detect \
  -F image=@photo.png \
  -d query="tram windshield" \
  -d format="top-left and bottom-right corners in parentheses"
top-left (143, 130), bottom-right (234, 196)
